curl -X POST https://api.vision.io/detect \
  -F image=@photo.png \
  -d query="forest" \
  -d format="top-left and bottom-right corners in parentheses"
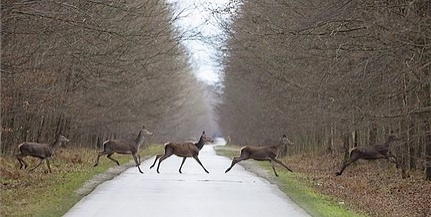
top-left (1, 0), bottom-right (430, 216)
top-left (1, 0), bottom-right (218, 154)
top-left (1, 0), bottom-right (430, 183)
top-left (217, 0), bottom-right (431, 180)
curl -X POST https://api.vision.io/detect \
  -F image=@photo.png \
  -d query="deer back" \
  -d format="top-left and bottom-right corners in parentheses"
top-left (168, 142), bottom-right (198, 157)
top-left (104, 139), bottom-right (137, 154)
top-left (18, 142), bottom-right (52, 158)
top-left (241, 145), bottom-right (278, 160)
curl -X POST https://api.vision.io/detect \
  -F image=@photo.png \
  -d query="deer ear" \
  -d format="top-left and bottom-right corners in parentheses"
top-left (202, 131), bottom-right (205, 134)
top-left (142, 125), bottom-right (146, 129)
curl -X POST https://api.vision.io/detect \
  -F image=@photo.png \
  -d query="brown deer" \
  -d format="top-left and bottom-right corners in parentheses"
top-left (93, 125), bottom-right (153, 174)
top-left (149, 131), bottom-right (214, 174)
top-left (225, 134), bottom-right (294, 176)
top-left (16, 134), bottom-right (70, 173)
top-left (335, 134), bottom-right (400, 176)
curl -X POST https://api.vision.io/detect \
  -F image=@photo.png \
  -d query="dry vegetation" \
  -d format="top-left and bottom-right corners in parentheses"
top-left (285, 152), bottom-right (431, 217)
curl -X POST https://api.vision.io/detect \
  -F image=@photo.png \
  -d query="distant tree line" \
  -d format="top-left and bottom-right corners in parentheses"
top-left (1, 0), bottom-right (215, 154)
top-left (217, 0), bottom-right (431, 180)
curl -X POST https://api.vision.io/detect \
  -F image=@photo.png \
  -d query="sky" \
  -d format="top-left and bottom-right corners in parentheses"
top-left (167, 0), bottom-right (234, 85)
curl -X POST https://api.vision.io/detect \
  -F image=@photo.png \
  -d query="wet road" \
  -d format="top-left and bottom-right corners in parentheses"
top-left (64, 142), bottom-right (310, 217)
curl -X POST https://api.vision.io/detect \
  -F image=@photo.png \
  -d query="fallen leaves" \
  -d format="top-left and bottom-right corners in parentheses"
top-left (286, 152), bottom-right (431, 217)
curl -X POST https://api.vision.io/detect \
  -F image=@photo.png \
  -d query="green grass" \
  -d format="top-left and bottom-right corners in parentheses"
top-left (268, 166), bottom-right (364, 217)
top-left (215, 145), bottom-right (367, 217)
top-left (0, 144), bottom-right (164, 217)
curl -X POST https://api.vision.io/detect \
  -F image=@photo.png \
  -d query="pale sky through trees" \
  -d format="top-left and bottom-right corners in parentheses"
top-left (167, 0), bottom-right (233, 85)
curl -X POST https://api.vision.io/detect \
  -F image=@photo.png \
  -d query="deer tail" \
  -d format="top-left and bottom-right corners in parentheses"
top-left (348, 147), bottom-right (359, 156)
top-left (14, 143), bottom-right (23, 155)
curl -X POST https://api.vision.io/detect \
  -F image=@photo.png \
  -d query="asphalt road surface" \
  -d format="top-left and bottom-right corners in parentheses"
top-left (64, 141), bottom-right (310, 217)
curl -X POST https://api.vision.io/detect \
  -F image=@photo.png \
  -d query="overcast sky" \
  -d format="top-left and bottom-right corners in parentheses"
top-left (167, 0), bottom-right (234, 85)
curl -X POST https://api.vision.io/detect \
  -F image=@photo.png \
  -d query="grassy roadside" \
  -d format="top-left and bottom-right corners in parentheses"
top-left (215, 145), bottom-right (367, 217)
top-left (0, 144), bottom-right (164, 217)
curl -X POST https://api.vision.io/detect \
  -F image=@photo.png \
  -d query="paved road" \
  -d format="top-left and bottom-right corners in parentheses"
top-left (64, 141), bottom-right (310, 217)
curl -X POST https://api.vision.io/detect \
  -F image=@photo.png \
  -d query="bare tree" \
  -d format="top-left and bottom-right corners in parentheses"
top-left (216, 0), bottom-right (431, 179)
top-left (1, 0), bottom-right (215, 154)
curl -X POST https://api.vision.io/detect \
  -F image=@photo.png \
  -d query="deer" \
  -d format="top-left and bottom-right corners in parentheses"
top-left (16, 134), bottom-right (70, 173)
top-left (225, 134), bottom-right (294, 177)
top-left (93, 125), bottom-right (153, 174)
top-left (335, 134), bottom-right (400, 176)
top-left (149, 131), bottom-right (214, 174)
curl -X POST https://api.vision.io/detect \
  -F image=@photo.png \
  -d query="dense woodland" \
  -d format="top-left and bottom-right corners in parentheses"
top-left (217, 0), bottom-right (431, 180)
top-left (1, 0), bottom-right (217, 154)
top-left (1, 0), bottom-right (431, 181)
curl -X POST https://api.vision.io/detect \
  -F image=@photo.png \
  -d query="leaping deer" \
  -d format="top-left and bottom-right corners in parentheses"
top-left (93, 125), bottom-right (153, 174)
top-left (335, 134), bottom-right (400, 176)
top-left (149, 131), bottom-right (214, 174)
top-left (225, 134), bottom-right (294, 177)
top-left (16, 134), bottom-right (70, 173)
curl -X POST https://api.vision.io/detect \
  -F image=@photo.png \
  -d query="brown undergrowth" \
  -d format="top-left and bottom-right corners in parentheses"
top-left (285, 151), bottom-right (431, 217)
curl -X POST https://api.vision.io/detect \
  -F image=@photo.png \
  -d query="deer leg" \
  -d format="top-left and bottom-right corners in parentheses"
top-left (156, 152), bottom-right (173, 173)
top-left (179, 157), bottom-right (187, 174)
top-left (193, 155), bottom-right (209, 173)
top-left (137, 154), bottom-right (141, 164)
top-left (266, 160), bottom-right (279, 177)
top-left (149, 154), bottom-right (162, 169)
top-left (107, 153), bottom-right (120, 166)
top-left (385, 152), bottom-right (399, 168)
top-left (29, 158), bottom-right (44, 172)
top-left (271, 157), bottom-right (293, 172)
top-left (93, 151), bottom-right (106, 167)
top-left (225, 156), bottom-right (248, 173)
top-left (335, 155), bottom-right (360, 176)
top-left (45, 158), bottom-right (52, 173)
top-left (16, 154), bottom-right (28, 169)
top-left (132, 154), bottom-right (144, 174)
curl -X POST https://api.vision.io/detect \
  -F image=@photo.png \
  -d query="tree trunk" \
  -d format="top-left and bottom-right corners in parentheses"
top-left (343, 133), bottom-right (350, 161)
top-left (369, 123), bottom-right (377, 146)
top-left (425, 120), bottom-right (431, 181)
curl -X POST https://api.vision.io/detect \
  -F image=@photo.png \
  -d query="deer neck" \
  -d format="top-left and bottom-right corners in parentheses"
top-left (270, 144), bottom-right (281, 151)
top-left (51, 139), bottom-right (63, 151)
top-left (195, 136), bottom-right (205, 150)
top-left (135, 129), bottom-right (146, 146)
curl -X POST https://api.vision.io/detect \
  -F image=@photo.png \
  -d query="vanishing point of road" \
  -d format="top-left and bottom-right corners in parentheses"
top-left (64, 140), bottom-right (310, 217)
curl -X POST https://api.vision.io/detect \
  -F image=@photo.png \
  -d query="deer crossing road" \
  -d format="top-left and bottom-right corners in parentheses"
top-left (64, 141), bottom-right (310, 217)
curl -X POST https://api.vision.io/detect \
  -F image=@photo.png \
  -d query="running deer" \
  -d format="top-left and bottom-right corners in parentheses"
top-left (225, 134), bottom-right (294, 176)
top-left (93, 125), bottom-right (153, 174)
top-left (16, 134), bottom-right (70, 173)
top-left (149, 131), bottom-right (214, 174)
top-left (335, 134), bottom-right (400, 176)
